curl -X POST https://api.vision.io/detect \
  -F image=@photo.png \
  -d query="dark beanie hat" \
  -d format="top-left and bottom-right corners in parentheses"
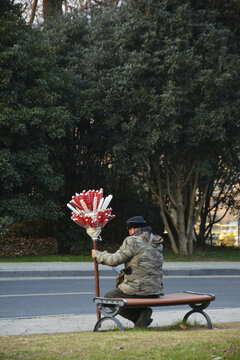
top-left (126, 216), bottom-right (147, 229)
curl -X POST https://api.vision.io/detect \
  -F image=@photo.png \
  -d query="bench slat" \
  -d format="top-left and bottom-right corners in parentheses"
top-left (94, 292), bottom-right (215, 308)
top-left (122, 292), bottom-right (214, 307)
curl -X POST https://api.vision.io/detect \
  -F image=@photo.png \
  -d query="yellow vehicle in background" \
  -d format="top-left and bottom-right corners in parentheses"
top-left (218, 223), bottom-right (238, 247)
top-left (195, 222), bottom-right (239, 246)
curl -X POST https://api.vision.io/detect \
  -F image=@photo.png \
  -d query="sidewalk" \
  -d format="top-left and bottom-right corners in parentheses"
top-left (1, 308), bottom-right (240, 336)
top-left (0, 261), bottom-right (240, 277)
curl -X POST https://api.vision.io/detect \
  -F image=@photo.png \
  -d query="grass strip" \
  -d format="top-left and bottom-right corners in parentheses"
top-left (164, 246), bottom-right (240, 262)
top-left (0, 323), bottom-right (239, 360)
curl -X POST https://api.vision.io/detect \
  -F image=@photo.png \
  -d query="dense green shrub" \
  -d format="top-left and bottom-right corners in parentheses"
top-left (0, 236), bottom-right (58, 257)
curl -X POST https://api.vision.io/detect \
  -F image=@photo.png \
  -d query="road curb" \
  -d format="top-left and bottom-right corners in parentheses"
top-left (1, 268), bottom-right (240, 278)
top-left (163, 269), bottom-right (240, 276)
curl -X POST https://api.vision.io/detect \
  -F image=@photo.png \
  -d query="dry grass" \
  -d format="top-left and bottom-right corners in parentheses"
top-left (0, 322), bottom-right (240, 360)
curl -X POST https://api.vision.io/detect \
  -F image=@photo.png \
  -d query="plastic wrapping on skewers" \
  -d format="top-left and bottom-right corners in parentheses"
top-left (67, 188), bottom-right (115, 240)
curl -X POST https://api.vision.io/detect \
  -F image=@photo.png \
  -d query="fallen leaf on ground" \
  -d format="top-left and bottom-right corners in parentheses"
top-left (179, 324), bottom-right (188, 330)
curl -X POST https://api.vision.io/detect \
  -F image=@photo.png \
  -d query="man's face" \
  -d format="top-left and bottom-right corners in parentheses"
top-left (128, 228), bottom-right (135, 235)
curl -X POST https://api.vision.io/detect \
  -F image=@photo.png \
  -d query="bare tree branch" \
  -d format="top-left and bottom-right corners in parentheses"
top-left (183, 162), bottom-right (194, 187)
top-left (29, 0), bottom-right (39, 25)
top-left (156, 156), bottom-right (179, 253)
top-left (186, 170), bottom-right (199, 240)
top-left (166, 163), bottom-right (177, 208)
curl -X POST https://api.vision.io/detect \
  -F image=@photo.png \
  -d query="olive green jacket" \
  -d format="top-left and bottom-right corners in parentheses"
top-left (95, 231), bottom-right (164, 296)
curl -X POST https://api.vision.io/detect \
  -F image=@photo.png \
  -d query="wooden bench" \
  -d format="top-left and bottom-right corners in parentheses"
top-left (93, 291), bottom-right (215, 331)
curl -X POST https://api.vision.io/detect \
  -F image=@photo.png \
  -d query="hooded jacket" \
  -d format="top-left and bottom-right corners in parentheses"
top-left (95, 231), bottom-right (164, 296)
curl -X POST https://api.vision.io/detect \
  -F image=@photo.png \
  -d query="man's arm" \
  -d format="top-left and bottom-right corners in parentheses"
top-left (91, 236), bottom-right (138, 267)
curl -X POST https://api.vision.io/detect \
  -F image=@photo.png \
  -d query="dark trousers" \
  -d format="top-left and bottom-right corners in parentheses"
top-left (104, 288), bottom-right (158, 324)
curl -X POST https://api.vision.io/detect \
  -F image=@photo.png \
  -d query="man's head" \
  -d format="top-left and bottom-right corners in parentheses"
top-left (126, 216), bottom-right (147, 235)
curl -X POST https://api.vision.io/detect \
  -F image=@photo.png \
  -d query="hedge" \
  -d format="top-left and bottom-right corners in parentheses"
top-left (0, 236), bottom-right (58, 257)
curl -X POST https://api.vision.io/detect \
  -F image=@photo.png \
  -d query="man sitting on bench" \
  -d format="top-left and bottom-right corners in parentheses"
top-left (91, 215), bottom-right (164, 328)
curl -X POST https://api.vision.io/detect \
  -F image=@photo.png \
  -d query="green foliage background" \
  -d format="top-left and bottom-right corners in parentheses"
top-left (0, 0), bottom-right (239, 255)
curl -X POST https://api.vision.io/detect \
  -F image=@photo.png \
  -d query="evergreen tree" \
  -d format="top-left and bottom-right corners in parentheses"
top-left (86, 0), bottom-right (240, 254)
top-left (0, 0), bottom-right (71, 235)
top-left (44, 13), bottom-right (153, 247)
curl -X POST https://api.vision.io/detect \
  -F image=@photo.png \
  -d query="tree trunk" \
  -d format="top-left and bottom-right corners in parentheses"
top-left (197, 207), bottom-right (209, 246)
top-left (176, 166), bottom-right (188, 255)
top-left (187, 223), bottom-right (194, 255)
top-left (155, 158), bottom-right (179, 253)
top-left (151, 156), bottom-right (210, 256)
top-left (159, 207), bottom-right (179, 254)
top-left (43, 0), bottom-right (63, 20)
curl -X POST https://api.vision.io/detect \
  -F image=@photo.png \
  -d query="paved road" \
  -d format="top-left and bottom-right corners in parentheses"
top-left (0, 275), bottom-right (239, 318)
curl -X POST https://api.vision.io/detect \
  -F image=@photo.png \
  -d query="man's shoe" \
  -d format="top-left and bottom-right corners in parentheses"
top-left (134, 308), bottom-right (152, 328)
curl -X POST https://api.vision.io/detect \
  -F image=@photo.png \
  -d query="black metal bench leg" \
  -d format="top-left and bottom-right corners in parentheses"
top-left (93, 316), bottom-right (125, 332)
top-left (182, 309), bottom-right (213, 329)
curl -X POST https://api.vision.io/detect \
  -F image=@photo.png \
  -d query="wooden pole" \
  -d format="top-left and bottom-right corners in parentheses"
top-left (93, 239), bottom-right (101, 320)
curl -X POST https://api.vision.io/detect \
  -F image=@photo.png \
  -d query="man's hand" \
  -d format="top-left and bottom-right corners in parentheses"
top-left (92, 249), bottom-right (97, 259)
